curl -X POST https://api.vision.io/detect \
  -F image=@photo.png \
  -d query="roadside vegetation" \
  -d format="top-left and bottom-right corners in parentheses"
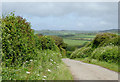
top-left (1, 12), bottom-right (73, 80)
top-left (70, 33), bottom-right (120, 72)
top-left (34, 23), bottom-right (119, 73)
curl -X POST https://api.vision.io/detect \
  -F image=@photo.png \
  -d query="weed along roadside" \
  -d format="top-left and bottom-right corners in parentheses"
top-left (1, 13), bottom-right (73, 80)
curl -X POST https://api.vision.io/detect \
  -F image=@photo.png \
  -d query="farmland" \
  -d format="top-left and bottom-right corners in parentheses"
top-left (35, 30), bottom-right (97, 48)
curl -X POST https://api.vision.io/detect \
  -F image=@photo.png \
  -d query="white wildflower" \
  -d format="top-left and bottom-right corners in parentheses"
top-left (42, 79), bottom-right (46, 80)
top-left (26, 61), bottom-right (28, 62)
top-left (50, 59), bottom-right (53, 61)
top-left (43, 76), bottom-right (47, 78)
top-left (37, 74), bottom-right (40, 76)
top-left (26, 71), bottom-right (30, 74)
top-left (48, 69), bottom-right (51, 72)
top-left (50, 63), bottom-right (53, 65)
top-left (57, 66), bottom-right (59, 68)
top-left (30, 60), bottom-right (33, 62)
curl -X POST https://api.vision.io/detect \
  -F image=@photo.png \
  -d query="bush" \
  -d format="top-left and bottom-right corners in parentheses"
top-left (49, 36), bottom-right (63, 46)
top-left (70, 47), bottom-right (93, 59)
top-left (38, 36), bottom-right (59, 51)
top-left (70, 48), bottom-right (82, 59)
top-left (76, 47), bottom-right (93, 58)
top-left (91, 33), bottom-right (117, 48)
top-left (1, 13), bottom-right (37, 66)
top-left (49, 35), bottom-right (67, 57)
top-left (105, 35), bottom-right (120, 46)
top-left (66, 51), bottom-right (72, 57)
top-left (91, 46), bottom-right (119, 63)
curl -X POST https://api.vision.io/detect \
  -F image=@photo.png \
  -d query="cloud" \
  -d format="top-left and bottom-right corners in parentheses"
top-left (2, 2), bottom-right (117, 17)
top-left (2, 0), bottom-right (119, 2)
top-left (2, 2), bottom-right (118, 30)
top-left (77, 23), bottom-right (84, 27)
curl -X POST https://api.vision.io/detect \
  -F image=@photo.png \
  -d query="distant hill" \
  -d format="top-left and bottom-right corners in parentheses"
top-left (34, 30), bottom-right (98, 35)
top-left (100, 29), bottom-right (120, 33)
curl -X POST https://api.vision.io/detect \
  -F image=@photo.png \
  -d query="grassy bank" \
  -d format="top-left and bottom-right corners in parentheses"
top-left (2, 50), bottom-right (73, 80)
top-left (74, 58), bottom-right (119, 72)
top-left (70, 33), bottom-right (120, 73)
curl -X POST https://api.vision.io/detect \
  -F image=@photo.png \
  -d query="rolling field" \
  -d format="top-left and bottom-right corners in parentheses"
top-left (63, 38), bottom-right (88, 47)
top-left (62, 33), bottom-right (96, 48)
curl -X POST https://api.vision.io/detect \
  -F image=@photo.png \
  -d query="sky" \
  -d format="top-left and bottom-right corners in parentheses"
top-left (2, 2), bottom-right (118, 31)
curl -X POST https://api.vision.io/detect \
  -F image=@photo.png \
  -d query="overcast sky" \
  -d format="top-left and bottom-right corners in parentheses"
top-left (2, 2), bottom-right (118, 31)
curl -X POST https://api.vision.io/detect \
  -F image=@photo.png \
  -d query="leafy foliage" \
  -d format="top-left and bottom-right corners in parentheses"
top-left (1, 13), bottom-right (37, 66)
top-left (2, 50), bottom-right (63, 80)
top-left (91, 46), bottom-right (119, 63)
top-left (1, 12), bottom-right (61, 67)
top-left (36, 35), bottom-right (59, 51)
top-left (49, 35), bottom-right (67, 57)
top-left (1, 12), bottom-right (72, 80)
top-left (91, 33), bottom-right (117, 48)
top-left (70, 33), bottom-right (120, 64)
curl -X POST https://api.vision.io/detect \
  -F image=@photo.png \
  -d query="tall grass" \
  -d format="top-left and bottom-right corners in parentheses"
top-left (2, 50), bottom-right (73, 80)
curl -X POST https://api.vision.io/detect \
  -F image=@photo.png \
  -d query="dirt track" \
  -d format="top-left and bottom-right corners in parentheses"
top-left (62, 58), bottom-right (118, 80)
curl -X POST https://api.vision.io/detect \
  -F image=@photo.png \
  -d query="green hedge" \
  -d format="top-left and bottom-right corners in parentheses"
top-left (91, 46), bottom-right (119, 63)
top-left (91, 33), bottom-right (118, 48)
top-left (1, 12), bottom-right (60, 67)
top-left (70, 33), bottom-right (120, 64)
top-left (1, 13), bottom-right (37, 66)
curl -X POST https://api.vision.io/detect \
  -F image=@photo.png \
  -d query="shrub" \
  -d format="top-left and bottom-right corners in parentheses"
top-left (76, 47), bottom-right (93, 58)
top-left (38, 36), bottom-right (59, 51)
top-left (49, 36), bottom-right (63, 46)
top-left (91, 33), bottom-right (117, 48)
top-left (49, 35), bottom-right (67, 56)
top-left (70, 48), bottom-right (82, 59)
top-left (105, 35), bottom-right (120, 46)
top-left (1, 13), bottom-right (37, 66)
top-left (91, 46), bottom-right (119, 63)
top-left (70, 46), bottom-right (94, 59)
top-left (66, 51), bottom-right (72, 57)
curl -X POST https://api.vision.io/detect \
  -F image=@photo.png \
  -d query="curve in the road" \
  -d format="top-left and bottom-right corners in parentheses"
top-left (62, 58), bottom-right (118, 80)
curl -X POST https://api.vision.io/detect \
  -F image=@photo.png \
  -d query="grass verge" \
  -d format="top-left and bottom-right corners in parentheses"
top-left (47, 62), bottom-right (73, 80)
top-left (2, 50), bottom-right (73, 80)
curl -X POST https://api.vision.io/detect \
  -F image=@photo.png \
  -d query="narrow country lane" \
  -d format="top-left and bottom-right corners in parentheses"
top-left (62, 58), bottom-right (118, 80)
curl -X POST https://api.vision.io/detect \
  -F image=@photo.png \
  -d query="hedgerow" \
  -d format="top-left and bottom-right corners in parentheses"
top-left (70, 33), bottom-right (120, 64)
top-left (91, 46), bottom-right (119, 63)
top-left (49, 35), bottom-right (67, 57)
top-left (91, 33), bottom-right (118, 48)
top-left (1, 12), bottom-right (73, 80)
top-left (1, 12), bottom-right (60, 67)
top-left (1, 13), bottom-right (37, 66)
top-left (36, 35), bottom-right (59, 51)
